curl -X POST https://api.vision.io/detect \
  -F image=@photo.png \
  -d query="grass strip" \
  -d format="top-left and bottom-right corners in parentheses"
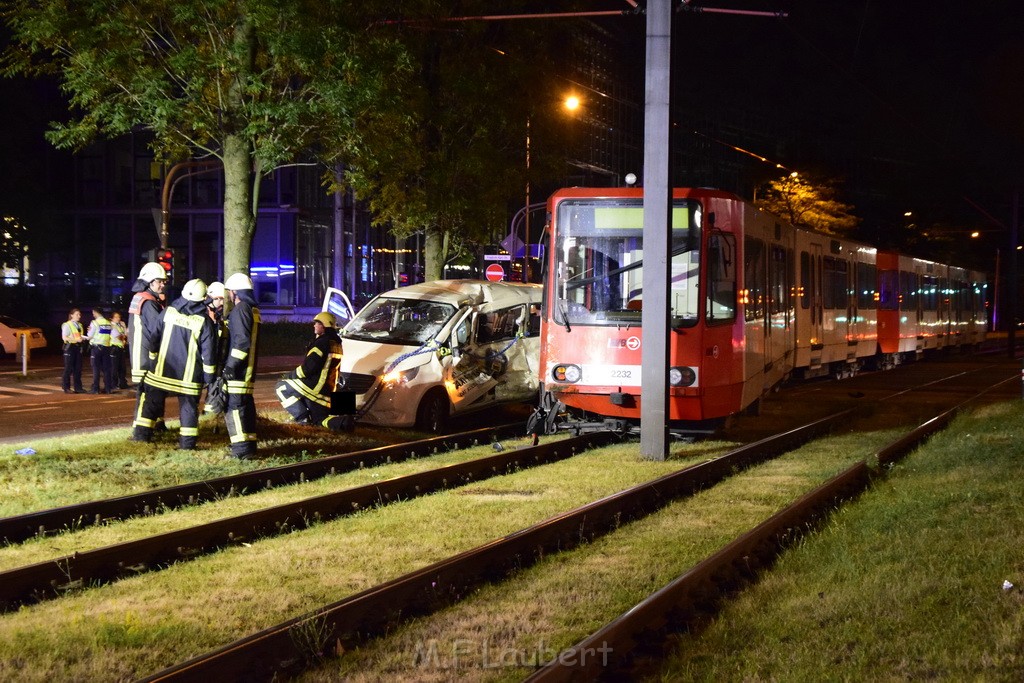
top-left (285, 429), bottom-right (900, 682)
top-left (651, 399), bottom-right (1024, 681)
top-left (0, 437), bottom-right (733, 681)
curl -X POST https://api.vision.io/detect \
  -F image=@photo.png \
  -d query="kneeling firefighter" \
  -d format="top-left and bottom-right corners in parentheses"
top-left (275, 311), bottom-right (353, 432)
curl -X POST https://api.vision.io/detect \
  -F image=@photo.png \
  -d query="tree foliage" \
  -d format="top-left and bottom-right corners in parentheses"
top-left (0, 0), bottom-right (406, 276)
top-left (754, 173), bottom-right (860, 237)
top-left (330, 2), bottom-right (571, 279)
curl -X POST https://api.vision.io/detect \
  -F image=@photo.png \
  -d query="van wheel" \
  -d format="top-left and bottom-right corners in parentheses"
top-left (416, 389), bottom-right (450, 433)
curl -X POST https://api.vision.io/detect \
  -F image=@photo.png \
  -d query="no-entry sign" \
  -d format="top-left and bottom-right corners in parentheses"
top-left (485, 263), bottom-right (505, 282)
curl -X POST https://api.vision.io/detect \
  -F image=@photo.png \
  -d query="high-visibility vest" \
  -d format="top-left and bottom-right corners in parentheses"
top-left (62, 320), bottom-right (84, 344)
top-left (88, 317), bottom-right (112, 347)
top-left (110, 320), bottom-right (127, 348)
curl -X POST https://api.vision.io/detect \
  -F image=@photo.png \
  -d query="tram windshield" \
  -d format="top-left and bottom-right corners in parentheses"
top-left (552, 198), bottom-right (702, 327)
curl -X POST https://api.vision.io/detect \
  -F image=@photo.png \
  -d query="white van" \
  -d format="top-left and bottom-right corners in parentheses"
top-left (322, 280), bottom-right (542, 432)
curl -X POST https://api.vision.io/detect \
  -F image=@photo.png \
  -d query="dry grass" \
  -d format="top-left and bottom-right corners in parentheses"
top-left (0, 434), bottom-right (736, 681)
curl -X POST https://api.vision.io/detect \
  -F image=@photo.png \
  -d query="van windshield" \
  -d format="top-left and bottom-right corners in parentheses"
top-left (343, 297), bottom-right (456, 346)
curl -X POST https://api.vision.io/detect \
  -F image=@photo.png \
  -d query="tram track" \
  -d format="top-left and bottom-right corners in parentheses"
top-left (0, 429), bottom-right (617, 611)
top-left (526, 373), bottom-right (1019, 682)
top-left (0, 424), bottom-right (524, 546)
top-left (135, 362), bottom-right (1018, 682)
top-left (0, 359), bottom-right (1014, 680)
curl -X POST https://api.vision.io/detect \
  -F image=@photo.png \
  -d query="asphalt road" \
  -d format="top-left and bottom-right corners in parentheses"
top-left (0, 351), bottom-right (302, 445)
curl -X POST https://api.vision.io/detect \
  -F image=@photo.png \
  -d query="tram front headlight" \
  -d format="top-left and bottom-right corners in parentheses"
top-left (669, 366), bottom-right (696, 387)
top-left (552, 364), bottom-right (582, 383)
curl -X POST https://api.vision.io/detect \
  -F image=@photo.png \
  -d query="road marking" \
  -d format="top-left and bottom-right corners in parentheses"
top-left (22, 383), bottom-right (62, 391)
top-left (0, 386), bottom-right (51, 396)
top-left (7, 406), bottom-right (60, 413)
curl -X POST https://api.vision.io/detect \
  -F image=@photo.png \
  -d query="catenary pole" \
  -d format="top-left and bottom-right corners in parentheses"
top-left (639, 0), bottom-right (672, 460)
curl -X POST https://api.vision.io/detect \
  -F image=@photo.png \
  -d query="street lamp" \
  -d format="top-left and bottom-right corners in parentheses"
top-left (522, 94), bottom-right (582, 283)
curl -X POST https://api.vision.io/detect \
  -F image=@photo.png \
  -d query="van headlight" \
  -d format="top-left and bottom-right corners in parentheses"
top-left (382, 365), bottom-right (420, 386)
top-left (669, 366), bottom-right (696, 387)
top-left (552, 364), bottom-right (581, 383)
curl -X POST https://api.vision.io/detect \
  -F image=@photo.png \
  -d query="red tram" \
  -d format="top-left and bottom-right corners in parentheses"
top-left (532, 187), bottom-right (988, 434)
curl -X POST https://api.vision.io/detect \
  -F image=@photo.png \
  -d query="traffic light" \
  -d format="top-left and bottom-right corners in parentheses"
top-left (156, 248), bottom-right (174, 283)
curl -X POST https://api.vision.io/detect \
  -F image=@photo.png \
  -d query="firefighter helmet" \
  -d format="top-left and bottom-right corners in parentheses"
top-left (182, 278), bottom-right (208, 302)
top-left (138, 262), bottom-right (167, 283)
top-left (313, 311), bottom-right (337, 328)
top-left (207, 281), bottom-right (225, 299)
top-left (224, 272), bottom-right (253, 291)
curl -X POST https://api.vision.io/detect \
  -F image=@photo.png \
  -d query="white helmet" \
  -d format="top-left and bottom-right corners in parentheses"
top-left (182, 278), bottom-right (208, 302)
top-left (138, 262), bottom-right (167, 283)
top-left (224, 272), bottom-right (253, 291)
top-left (207, 281), bottom-right (225, 299)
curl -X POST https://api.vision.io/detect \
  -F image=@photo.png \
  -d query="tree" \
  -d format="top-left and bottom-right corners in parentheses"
top-left (0, 0), bottom-right (406, 277)
top-left (754, 173), bottom-right (860, 237)
top-left (331, 3), bottom-right (570, 280)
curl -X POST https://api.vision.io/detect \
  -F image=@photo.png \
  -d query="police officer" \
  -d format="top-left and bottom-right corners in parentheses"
top-left (60, 308), bottom-right (85, 393)
top-left (85, 307), bottom-right (114, 394)
top-left (110, 311), bottom-right (130, 390)
top-left (132, 279), bottom-right (217, 449)
top-left (275, 311), bottom-right (353, 432)
top-left (222, 272), bottom-right (260, 459)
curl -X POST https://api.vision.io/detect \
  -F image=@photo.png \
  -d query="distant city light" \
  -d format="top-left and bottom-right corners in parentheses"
top-left (564, 95), bottom-right (580, 111)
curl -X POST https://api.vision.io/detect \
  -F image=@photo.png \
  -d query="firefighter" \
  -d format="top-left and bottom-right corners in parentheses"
top-left (132, 279), bottom-right (217, 449)
top-left (127, 262), bottom-right (167, 385)
top-left (275, 311), bottom-right (353, 432)
top-left (202, 280), bottom-right (229, 417)
top-left (85, 307), bottom-right (114, 394)
top-left (60, 308), bottom-right (85, 393)
top-left (127, 262), bottom-right (168, 440)
top-left (222, 272), bottom-right (260, 459)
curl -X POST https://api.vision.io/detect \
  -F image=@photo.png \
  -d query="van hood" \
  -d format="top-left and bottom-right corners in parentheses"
top-left (340, 338), bottom-right (438, 375)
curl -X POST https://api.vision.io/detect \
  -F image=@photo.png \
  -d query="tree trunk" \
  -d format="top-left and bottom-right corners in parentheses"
top-left (424, 230), bottom-right (444, 281)
top-left (222, 133), bottom-right (255, 278)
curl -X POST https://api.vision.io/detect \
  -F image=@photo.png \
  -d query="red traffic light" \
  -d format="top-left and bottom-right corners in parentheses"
top-left (156, 248), bottom-right (174, 281)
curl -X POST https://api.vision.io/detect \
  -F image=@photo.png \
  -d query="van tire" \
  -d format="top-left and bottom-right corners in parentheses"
top-left (416, 389), bottom-right (450, 433)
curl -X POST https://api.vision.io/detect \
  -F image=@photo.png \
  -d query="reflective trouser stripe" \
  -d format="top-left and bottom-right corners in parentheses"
top-left (133, 387), bottom-right (155, 428)
top-left (276, 383), bottom-right (300, 408)
top-left (180, 427), bottom-right (199, 436)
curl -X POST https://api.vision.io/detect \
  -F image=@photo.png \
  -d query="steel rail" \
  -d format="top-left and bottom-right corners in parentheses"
top-left (0, 424), bottom-right (523, 545)
top-left (138, 409), bottom-right (851, 682)
top-left (0, 430), bottom-right (619, 611)
top-left (525, 376), bottom-right (1016, 682)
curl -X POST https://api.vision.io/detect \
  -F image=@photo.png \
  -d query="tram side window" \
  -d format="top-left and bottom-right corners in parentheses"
top-left (857, 263), bottom-right (876, 309)
top-left (799, 251), bottom-right (811, 309)
top-left (878, 270), bottom-right (898, 310)
top-left (900, 271), bottom-right (918, 310)
top-left (768, 245), bottom-right (790, 315)
top-left (921, 275), bottom-right (938, 312)
top-left (706, 233), bottom-right (736, 324)
top-left (744, 237), bottom-right (765, 322)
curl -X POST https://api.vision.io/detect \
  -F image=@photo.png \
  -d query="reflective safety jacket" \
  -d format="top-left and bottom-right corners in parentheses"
top-left (110, 319), bottom-right (127, 348)
top-left (223, 290), bottom-right (260, 395)
top-left (128, 286), bottom-right (164, 382)
top-left (87, 316), bottom-right (112, 347)
top-left (61, 321), bottom-right (84, 344)
top-left (146, 297), bottom-right (217, 396)
top-left (281, 328), bottom-right (343, 407)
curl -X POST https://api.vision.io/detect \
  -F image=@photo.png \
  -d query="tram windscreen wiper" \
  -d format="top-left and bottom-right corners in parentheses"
top-left (565, 242), bottom-right (695, 291)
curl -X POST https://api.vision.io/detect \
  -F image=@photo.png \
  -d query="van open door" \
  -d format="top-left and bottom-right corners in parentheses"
top-left (321, 287), bottom-right (356, 327)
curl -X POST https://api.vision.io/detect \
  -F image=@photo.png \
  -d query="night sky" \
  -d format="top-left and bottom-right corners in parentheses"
top-left (2, 2), bottom-right (1023, 265)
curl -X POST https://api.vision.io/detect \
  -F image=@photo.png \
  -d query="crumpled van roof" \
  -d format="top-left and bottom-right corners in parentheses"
top-left (374, 279), bottom-right (541, 308)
